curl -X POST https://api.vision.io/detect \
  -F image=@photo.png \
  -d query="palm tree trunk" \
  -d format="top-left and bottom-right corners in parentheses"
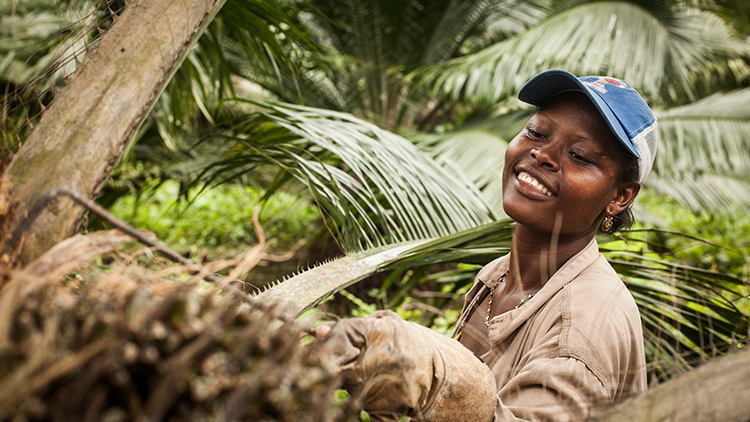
top-left (589, 348), bottom-right (750, 422)
top-left (0, 0), bottom-right (226, 265)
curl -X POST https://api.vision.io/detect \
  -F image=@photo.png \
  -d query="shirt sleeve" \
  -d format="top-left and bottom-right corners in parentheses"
top-left (493, 356), bottom-right (610, 422)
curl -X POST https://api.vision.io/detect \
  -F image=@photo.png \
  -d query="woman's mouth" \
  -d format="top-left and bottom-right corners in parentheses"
top-left (518, 171), bottom-right (554, 197)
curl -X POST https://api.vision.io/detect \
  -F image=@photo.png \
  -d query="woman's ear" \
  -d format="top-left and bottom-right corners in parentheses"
top-left (609, 182), bottom-right (641, 215)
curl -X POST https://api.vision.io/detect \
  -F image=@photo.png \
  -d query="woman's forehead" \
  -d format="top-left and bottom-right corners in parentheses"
top-left (539, 94), bottom-right (612, 133)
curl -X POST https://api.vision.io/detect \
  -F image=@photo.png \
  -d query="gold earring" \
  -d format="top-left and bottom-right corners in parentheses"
top-left (602, 215), bottom-right (614, 232)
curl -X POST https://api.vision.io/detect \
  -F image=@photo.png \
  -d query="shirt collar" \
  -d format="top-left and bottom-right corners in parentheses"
top-left (485, 237), bottom-right (601, 342)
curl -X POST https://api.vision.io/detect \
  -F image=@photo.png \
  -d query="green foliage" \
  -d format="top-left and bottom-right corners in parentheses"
top-left (421, 1), bottom-right (750, 107)
top-left (196, 102), bottom-right (495, 253)
top-left (648, 88), bottom-right (750, 213)
top-left (228, 0), bottom-right (549, 129)
top-left (317, 220), bottom-right (516, 333)
top-left (337, 267), bottom-right (470, 336)
top-left (312, 216), bottom-right (747, 382)
top-left (638, 190), bottom-right (750, 277)
top-left (598, 235), bottom-right (747, 380)
top-left (108, 179), bottom-right (320, 257)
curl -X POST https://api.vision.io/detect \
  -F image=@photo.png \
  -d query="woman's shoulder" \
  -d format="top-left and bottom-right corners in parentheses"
top-left (565, 253), bottom-right (637, 313)
top-left (553, 254), bottom-right (645, 394)
top-left (542, 249), bottom-right (639, 328)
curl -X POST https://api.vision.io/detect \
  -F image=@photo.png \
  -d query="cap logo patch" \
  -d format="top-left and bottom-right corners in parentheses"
top-left (582, 77), bottom-right (630, 94)
top-left (603, 77), bottom-right (628, 88)
top-left (582, 80), bottom-right (608, 93)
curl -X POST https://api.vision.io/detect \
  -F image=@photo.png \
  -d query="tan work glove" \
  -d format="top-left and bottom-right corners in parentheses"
top-left (319, 310), bottom-right (496, 422)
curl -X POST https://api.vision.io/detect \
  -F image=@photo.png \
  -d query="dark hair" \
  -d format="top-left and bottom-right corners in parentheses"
top-left (599, 147), bottom-right (640, 234)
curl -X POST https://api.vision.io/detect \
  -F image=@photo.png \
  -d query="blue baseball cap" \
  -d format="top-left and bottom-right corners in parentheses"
top-left (518, 69), bottom-right (657, 183)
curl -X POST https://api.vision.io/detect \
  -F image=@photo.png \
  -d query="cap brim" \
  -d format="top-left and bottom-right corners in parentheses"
top-left (518, 70), bottom-right (639, 157)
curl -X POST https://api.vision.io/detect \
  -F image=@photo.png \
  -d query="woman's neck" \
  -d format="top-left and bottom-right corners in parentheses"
top-left (507, 223), bottom-right (595, 291)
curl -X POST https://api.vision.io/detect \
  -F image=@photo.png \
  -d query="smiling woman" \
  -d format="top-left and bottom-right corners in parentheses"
top-left (502, 91), bottom-right (639, 241)
top-left (315, 70), bottom-right (658, 422)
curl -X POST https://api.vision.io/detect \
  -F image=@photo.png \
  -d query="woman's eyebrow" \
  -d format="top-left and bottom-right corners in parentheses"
top-left (538, 111), bottom-right (555, 124)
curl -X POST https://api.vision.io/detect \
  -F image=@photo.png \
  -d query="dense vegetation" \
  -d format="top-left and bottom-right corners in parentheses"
top-left (1, 1), bottom-right (749, 419)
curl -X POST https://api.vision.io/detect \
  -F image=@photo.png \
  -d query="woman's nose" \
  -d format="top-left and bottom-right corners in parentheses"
top-left (530, 145), bottom-right (560, 170)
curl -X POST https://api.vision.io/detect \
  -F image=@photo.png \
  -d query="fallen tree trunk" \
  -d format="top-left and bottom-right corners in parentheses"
top-left (589, 347), bottom-right (750, 422)
top-left (0, 0), bottom-right (226, 266)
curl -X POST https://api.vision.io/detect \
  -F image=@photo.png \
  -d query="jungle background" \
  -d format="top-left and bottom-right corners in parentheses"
top-left (1, 0), bottom-right (749, 420)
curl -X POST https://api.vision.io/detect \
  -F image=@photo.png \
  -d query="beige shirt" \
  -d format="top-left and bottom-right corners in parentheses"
top-left (453, 238), bottom-right (646, 421)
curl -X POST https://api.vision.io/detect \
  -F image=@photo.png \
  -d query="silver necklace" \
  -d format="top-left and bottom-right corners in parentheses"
top-left (485, 271), bottom-right (536, 326)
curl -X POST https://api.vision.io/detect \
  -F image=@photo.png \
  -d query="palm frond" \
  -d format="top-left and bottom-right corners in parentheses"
top-left (133, 0), bottom-right (319, 154)
top-left (1, 0), bottom-right (111, 153)
top-left (384, 218), bottom-right (515, 267)
top-left (219, 0), bottom-right (311, 80)
top-left (410, 108), bottom-right (532, 214)
top-left (237, 0), bottom-right (551, 120)
top-left (409, 86), bottom-right (750, 216)
top-left (420, 2), bottom-right (749, 106)
top-left (603, 244), bottom-right (748, 380)
top-left (255, 240), bottom-right (428, 317)
top-left (420, 0), bottom-right (549, 64)
top-left (256, 219), bottom-right (516, 318)
top-left (197, 101), bottom-right (496, 253)
top-left (260, 212), bottom-right (747, 381)
top-left (227, 43), bottom-right (354, 111)
top-left (646, 173), bottom-right (750, 214)
top-left (394, 226), bottom-right (748, 380)
top-left (416, 128), bottom-right (508, 214)
top-left (649, 88), bottom-right (750, 212)
top-left (477, 0), bottom-right (549, 42)
top-left (0, 0), bottom-right (101, 87)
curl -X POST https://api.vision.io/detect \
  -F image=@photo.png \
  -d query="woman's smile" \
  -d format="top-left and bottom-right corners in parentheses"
top-left (516, 171), bottom-right (555, 197)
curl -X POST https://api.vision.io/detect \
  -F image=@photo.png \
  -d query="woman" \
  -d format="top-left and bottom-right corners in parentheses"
top-left (317, 70), bottom-right (656, 422)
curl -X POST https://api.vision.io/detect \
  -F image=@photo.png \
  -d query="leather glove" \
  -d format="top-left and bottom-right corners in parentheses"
top-left (320, 310), bottom-right (496, 422)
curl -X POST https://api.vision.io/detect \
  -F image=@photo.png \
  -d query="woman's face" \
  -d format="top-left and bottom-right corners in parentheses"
top-left (502, 92), bottom-right (637, 237)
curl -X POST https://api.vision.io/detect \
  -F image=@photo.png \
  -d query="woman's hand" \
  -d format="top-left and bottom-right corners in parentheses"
top-left (316, 310), bottom-right (497, 422)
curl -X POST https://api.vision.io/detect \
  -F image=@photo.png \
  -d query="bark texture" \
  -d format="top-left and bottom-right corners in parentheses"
top-left (588, 347), bottom-right (750, 422)
top-left (0, 0), bottom-right (226, 265)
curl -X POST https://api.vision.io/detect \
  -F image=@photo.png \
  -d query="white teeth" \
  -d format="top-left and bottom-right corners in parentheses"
top-left (518, 172), bottom-right (553, 196)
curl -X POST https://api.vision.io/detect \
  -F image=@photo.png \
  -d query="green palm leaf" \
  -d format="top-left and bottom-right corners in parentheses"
top-left (655, 88), bottom-right (750, 179)
top-left (421, 1), bottom-right (749, 106)
top-left (604, 245), bottom-right (747, 380)
top-left (650, 88), bottom-right (750, 212)
top-left (420, 0), bottom-right (549, 64)
top-left (417, 127), bottom-right (508, 214)
top-left (1, 0), bottom-right (106, 153)
top-left (408, 87), bottom-right (750, 216)
top-left (256, 240), bottom-right (428, 317)
top-left (411, 108), bottom-right (531, 214)
top-left (256, 219), bottom-right (515, 318)
top-left (198, 101), bottom-right (496, 252)
top-left (0, 0), bottom-right (100, 87)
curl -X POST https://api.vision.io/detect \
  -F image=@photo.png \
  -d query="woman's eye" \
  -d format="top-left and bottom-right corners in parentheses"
top-left (527, 129), bottom-right (544, 140)
top-left (570, 151), bottom-right (591, 163)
